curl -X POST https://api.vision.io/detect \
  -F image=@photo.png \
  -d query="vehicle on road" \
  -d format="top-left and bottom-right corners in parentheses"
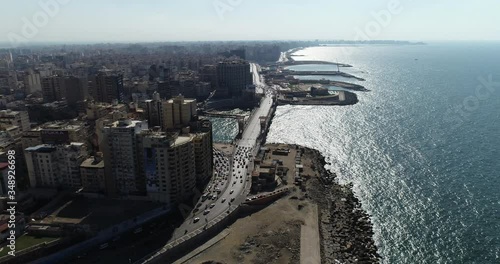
top-left (230, 197), bottom-right (235, 202)
top-left (193, 217), bottom-right (200, 223)
top-left (210, 203), bottom-right (216, 208)
top-left (221, 198), bottom-right (226, 203)
top-left (99, 243), bottom-right (109, 250)
top-left (204, 209), bottom-right (210, 215)
top-left (230, 189), bottom-right (234, 194)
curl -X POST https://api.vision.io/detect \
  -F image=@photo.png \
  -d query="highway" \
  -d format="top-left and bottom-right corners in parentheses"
top-left (158, 63), bottom-right (274, 246)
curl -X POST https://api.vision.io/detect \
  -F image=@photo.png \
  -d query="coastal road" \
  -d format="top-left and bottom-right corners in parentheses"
top-left (154, 63), bottom-right (272, 244)
top-left (141, 63), bottom-right (274, 263)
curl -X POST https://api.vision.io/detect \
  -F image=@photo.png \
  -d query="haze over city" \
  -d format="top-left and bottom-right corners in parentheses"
top-left (1, 0), bottom-right (500, 43)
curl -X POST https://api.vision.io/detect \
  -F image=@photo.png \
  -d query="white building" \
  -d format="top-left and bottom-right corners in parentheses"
top-left (24, 143), bottom-right (87, 188)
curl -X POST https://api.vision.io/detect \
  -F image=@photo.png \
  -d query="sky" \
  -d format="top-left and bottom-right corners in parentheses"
top-left (1, 0), bottom-right (499, 44)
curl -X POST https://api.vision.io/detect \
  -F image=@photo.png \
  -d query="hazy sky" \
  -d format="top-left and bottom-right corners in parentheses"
top-left (1, 0), bottom-right (499, 43)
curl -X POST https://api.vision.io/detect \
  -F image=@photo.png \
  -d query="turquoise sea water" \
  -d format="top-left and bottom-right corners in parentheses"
top-left (267, 43), bottom-right (500, 264)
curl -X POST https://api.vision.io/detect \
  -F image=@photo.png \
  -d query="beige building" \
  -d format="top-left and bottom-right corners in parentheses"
top-left (138, 131), bottom-right (195, 205)
top-left (161, 95), bottom-right (197, 131)
top-left (138, 121), bottom-right (212, 205)
top-left (192, 127), bottom-right (213, 184)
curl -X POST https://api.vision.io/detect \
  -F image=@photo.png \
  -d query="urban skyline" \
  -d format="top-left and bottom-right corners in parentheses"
top-left (1, 0), bottom-right (500, 46)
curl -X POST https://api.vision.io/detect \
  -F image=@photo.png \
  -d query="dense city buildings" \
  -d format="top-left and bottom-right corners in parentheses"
top-left (0, 40), bottom-right (297, 263)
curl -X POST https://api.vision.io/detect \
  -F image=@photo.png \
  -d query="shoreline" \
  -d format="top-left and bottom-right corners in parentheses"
top-left (294, 145), bottom-right (380, 263)
top-left (186, 143), bottom-right (380, 264)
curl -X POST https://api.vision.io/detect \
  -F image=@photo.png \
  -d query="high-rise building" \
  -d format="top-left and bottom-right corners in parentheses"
top-left (215, 60), bottom-right (253, 98)
top-left (145, 92), bottom-right (162, 128)
top-left (100, 119), bottom-right (148, 196)
top-left (200, 65), bottom-right (217, 89)
top-left (138, 131), bottom-right (195, 205)
top-left (41, 76), bottom-right (66, 103)
top-left (89, 71), bottom-right (124, 103)
top-left (24, 142), bottom-right (87, 188)
top-left (137, 125), bottom-right (213, 205)
top-left (191, 120), bottom-right (213, 185)
top-left (0, 70), bottom-right (17, 94)
top-left (64, 76), bottom-right (88, 104)
top-left (58, 143), bottom-right (88, 188)
top-left (24, 69), bottom-right (42, 94)
top-left (157, 81), bottom-right (179, 100)
top-left (161, 95), bottom-right (197, 131)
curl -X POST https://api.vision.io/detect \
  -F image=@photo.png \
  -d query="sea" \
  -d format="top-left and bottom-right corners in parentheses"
top-left (216, 43), bottom-right (500, 264)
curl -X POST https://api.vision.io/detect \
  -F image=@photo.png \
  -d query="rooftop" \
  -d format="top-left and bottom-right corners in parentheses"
top-left (25, 144), bottom-right (57, 153)
top-left (81, 157), bottom-right (104, 168)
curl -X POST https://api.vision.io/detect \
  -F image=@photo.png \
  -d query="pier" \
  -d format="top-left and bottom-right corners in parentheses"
top-left (280, 60), bottom-right (352, 67)
top-left (281, 70), bottom-right (366, 81)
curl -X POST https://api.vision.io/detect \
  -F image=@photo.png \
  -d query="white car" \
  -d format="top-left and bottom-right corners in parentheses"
top-left (230, 189), bottom-right (234, 194)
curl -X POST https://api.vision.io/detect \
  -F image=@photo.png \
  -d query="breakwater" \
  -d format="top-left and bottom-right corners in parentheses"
top-left (277, 91), bottom-right (359, 106)
top-left (304, 147), bottom-right (380, 264)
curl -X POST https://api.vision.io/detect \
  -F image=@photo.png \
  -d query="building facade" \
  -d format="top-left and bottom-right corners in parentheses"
top-left (41, 75), bottom-right (66, 103)
top-left (0, 110), bottom-right (30, 132)
top-left (138, 131), bottom-right (196, 205)
top-left (215, 60), bottom-right (253, 98)
top-left (161, 95), bottom-right (197, 131)
top-left (80, 154), bottom-right (106, 193)
top-left (100, 119), bottom-right (148, 196)
top-left (89, 71), bottom-right (124, 103)
top-left (24, 142), bottom-right (87, 188)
